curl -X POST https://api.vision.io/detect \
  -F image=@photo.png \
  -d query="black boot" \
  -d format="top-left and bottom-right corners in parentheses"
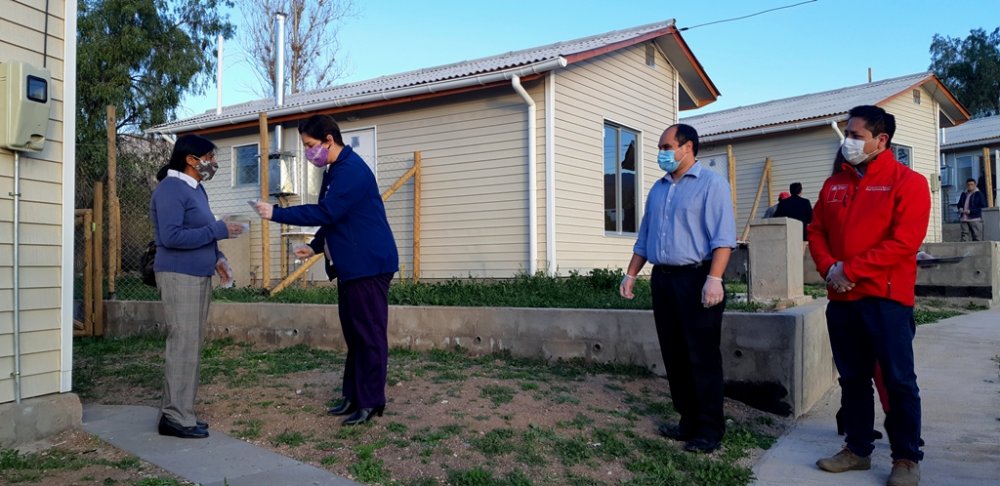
top-left (342, 406), bottom-right (384, 426)
top-left (327, 398), bottom-right (356, 416)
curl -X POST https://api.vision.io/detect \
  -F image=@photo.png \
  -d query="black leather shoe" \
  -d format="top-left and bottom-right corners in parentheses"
top-left (158, 415), bottom-right (209, 439)
top-left (196, 420), bottom-right (209, 429)
top-left (658, 424), bottom-right (694, 442)
top-left (341, 406), bottom-right (384, 426)
top-left (327, 398), bottom-right (356, 416)
top-left (683, 438), bottom-right (721, 454)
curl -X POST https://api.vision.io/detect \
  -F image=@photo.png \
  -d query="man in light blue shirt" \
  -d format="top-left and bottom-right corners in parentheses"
top-left (620, 123), bottom-right (736, 454)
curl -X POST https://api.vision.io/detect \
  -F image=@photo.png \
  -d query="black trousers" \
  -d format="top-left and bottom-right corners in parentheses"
top-left (337, 273), bottom-right (393, 409)
top-left (651, 264), bottom-right (726, 442)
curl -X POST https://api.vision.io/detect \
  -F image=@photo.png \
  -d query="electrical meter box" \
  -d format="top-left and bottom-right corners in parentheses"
top-left (0, 60), bottom-right (51, 152)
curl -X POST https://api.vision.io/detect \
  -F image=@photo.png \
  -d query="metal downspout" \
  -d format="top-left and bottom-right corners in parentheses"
top-left (511, 75), bottom-right (537, 275)
top-left (11, 151), bottom-right (22, 404)
top-left (544, 72), bottom-right (556, 276)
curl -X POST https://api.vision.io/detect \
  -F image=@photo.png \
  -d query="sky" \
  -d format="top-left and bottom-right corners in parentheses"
top-left (177, 0), bottom-right (999, 119)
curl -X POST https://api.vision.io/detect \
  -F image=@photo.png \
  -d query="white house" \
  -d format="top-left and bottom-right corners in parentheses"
top-left (940, 115), bottom-right (1000, 228)
top-left (682, 72), bottom-right (969, 243)
top-left (151, 19), bottom-right (720, 282)
top-left (1, 0), bottom-right (81, 446)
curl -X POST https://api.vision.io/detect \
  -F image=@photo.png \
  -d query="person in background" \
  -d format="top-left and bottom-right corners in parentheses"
top-left (809, 105), bottom-right (928, 486)
top-left (253, 114), bottom-right (398, 426)
top-left (773, 182), bottom-right (813, 240)
top-left (619, 123), bottom-right (736, 454)
top-left (956, 178), bottom-right (987, 241)
top-left (764, 191), bottom-right (791, 218)
top-left (151, 134), bottom-right (244, 439)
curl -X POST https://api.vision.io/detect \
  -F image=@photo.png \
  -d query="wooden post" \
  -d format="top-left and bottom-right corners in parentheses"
top-left (259, 113), bottom-right (271, 288)
top-left (413, 151), bottom-right (421, 282)
top-left (106, 105), bottom-right (119, 295)
top-left (93, 181), bottom-right (105, 336)
top-left (765, 162), bottom-right (774, 208)
top-left (741, 157), bottom-right (772, 241)
top-left (79, 209), bottom-right (94, 336)
top-left (984, 147), bottom-right (995, 208)
top-left (727, 145), bottom-right (737, 219)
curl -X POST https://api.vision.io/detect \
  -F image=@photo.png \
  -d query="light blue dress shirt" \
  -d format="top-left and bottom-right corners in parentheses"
top-left (633, 162), bottom-right (737, 265)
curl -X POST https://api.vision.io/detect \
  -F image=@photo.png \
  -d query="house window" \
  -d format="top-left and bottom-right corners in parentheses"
top-left (891, 144), bottom-right (912, 168)
top-left (912, 89), bottom-right (921, 105)
top-left (645, 43), bottom-right (656, 68)
top-left (604, 122), bottom-right (639, 234)
top-left (233, 144), bottom-right (259, 186)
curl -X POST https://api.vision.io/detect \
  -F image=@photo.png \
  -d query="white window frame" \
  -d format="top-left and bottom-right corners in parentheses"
top-left (891, 143), bottom-right (913, 168)
top-left (603, 121), bottom-right (641, 236)
top-left (232, 143), bottom-right (260, 187)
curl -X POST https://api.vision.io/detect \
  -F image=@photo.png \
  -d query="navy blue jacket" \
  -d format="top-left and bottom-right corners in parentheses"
top-left (956, 190), bottom-right (987, 219)
top-left (271, 145), bottom-right (398, 282)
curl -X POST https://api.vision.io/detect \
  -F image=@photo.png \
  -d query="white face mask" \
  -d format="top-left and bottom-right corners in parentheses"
top-left (840, 137), bottom-right (876, 165)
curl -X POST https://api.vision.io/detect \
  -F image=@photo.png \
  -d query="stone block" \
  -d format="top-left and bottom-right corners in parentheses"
top-left (0, 393), bottom-right (82, 448)
top-left (749, 218), bottom-right (805, 302)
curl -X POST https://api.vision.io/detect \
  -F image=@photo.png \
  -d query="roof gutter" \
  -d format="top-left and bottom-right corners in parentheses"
top-left (151, 57), bottom-right (570, 135)
top-left (698, 115), bottom-right (848, 144)
top-left (941, 138), bottom-right (1000, 151)
top-left (511, 74), bottom-right (538, 276)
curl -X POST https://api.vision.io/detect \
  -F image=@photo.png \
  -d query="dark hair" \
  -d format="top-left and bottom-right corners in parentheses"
top-left (847, 105), bottom-right (895, 146)
top-left (156, 165), bottom-right (170, 181)
top-left (966, 178), bottom-right (977, 184)
top-left (168, 134), bottom-right (216, 172)
top-left (670, 123), bottom-right (700, 156)
top-left (789, 182), bottom-right (803, 195)
top-left (298, 114), bottom-right (345, 146)
top-left (831, 147), bottom-right (847, 175)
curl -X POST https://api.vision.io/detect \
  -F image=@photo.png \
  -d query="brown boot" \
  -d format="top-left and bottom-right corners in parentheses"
top-left (816, 448), bottom-right (871, 472)
top-left (887, 459), bottom-right (920, 486)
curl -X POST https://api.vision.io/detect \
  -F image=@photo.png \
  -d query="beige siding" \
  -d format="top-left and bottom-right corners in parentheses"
top-left (701, 127), bottom-right (841, 234)
top-left (883, 87), bottom-right (943, 242)
top-left (0, 0), bottom-right (70, 403)
top-left (553, 43), bottom-right (676, 274)
top-left (204, 89), bottom-right (536, 280)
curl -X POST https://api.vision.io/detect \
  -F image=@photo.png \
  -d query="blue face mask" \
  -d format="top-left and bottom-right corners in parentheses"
top-left (658, 150), bottom-right (680, 173)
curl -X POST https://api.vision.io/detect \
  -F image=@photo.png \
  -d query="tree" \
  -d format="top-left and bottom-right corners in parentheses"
top-left (930, 27), bottom-right (1000, 118)
top-left (239, 0), bottom-right (356, 97)
top-left (76, 0), bottom-right (235, 187)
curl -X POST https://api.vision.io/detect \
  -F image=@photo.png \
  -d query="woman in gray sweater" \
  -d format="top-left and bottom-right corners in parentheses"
top-left (150, 134), bottom-right (243, 438)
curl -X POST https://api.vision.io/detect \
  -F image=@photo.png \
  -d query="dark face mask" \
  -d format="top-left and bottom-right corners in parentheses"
top-left (193, 156), bottom-right (219, 181)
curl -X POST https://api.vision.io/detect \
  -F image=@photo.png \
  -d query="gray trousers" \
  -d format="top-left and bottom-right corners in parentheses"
top-left (960, 220), bottom-right (983, 241)
top-left (157, 271), bottom-right (212, 427)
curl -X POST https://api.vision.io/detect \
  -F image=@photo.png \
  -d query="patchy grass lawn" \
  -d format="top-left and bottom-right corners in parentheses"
top-left (63, 335), bottom-right (790, 486)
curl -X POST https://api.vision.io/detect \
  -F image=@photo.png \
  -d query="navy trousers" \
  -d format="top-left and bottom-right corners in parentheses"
top-left (337, 273), bottom-right (393, 409)
top-left (651, 264), bottom-right (726, 443)
top-left (826, 298), bottom-right (923, 462)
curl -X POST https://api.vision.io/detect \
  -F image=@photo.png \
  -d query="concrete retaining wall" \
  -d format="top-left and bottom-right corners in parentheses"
top-left (105, 299), bottom-right (834, 418)
top-left (0, 393), bottom-right (82, 448)
top-left (916, 241), bottom-right (1000, 307)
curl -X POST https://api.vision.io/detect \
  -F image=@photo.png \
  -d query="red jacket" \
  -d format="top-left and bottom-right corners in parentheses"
top-left (808, 149), bottom-right (930, 306)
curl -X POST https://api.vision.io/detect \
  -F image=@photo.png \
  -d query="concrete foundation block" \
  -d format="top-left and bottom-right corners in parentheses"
top-left (749, 218), bottom-right (806, 302)
top-left (0, 393), bottom-right (82, 449)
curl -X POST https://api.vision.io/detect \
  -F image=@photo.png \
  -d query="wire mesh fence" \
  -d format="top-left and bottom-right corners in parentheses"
top-left (75, 133), bottom-right (421, 305)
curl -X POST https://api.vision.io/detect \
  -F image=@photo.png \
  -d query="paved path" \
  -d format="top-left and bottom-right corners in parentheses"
top-left (752, 307), bottom-right (1000, 485)
top-left (82, 404), bottom-right (359, 486)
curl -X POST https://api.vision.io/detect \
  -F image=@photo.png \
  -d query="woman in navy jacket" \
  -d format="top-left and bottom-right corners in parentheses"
top-left (254, 115), bottom-right (398, 425)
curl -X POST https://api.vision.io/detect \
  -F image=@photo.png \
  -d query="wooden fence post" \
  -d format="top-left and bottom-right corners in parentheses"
top-left (93, 181), bottom-right (104, 336)
top-left (413, 151), bottom-right (421, 282)
top-left (106, 105), bottom-right (120, 295)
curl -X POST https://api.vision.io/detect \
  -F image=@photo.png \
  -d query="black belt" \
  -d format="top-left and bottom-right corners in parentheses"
top-left (653, 260), bottom-right (711, 273)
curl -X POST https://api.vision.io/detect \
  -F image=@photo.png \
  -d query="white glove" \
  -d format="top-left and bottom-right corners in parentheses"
top-left (252, 200), bottom-right (274, 220)
top-left (825, 261), bottom-right (855, 293)
top-left (292, 243), bottom-right (315, 263)
top-left (223, 215), bottom-right (247, 238)
top-left (216, 257), bottom-right (234, 287)
top-left (619, 274), bottom-right (637, 300)
top-left (701, 276), bottom-right (724, 308)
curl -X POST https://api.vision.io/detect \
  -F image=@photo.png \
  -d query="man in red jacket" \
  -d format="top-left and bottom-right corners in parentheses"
top-left (809, 105), bottom-right (928, 486)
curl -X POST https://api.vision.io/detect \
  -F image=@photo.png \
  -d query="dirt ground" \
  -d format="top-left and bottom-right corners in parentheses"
top-left (8, 341), bottom-right (794, 485)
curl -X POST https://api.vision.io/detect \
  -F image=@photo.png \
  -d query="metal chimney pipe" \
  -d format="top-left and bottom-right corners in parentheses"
top-left (274, 12), bottom-right (286, 153)
top-left (216, 34), bottom-right (223, 115)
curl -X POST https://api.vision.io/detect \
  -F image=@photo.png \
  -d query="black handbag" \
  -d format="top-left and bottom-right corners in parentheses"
top-left (140, 241), bottom-right (157, 287)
